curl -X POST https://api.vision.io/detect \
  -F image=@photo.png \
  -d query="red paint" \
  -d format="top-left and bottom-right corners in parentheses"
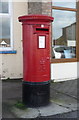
top-left (18, 15), bottom-right (54, 82)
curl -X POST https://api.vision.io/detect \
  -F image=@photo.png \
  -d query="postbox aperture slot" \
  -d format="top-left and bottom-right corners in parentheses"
top-left (36, 27), bottom-right (49, 33)
top-left (36, 28), bottom-right (49, 31)
top-left (38, 36), bottom-right (46, 49)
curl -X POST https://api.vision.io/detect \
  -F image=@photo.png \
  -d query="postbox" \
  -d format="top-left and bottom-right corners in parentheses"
top-left (18, 14), bottom-right (54, 106)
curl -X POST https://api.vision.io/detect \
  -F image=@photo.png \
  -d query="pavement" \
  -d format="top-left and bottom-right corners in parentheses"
top-left (2, 78), bottom-right (78, 119)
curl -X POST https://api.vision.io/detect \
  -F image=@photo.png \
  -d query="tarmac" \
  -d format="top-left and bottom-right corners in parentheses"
top-left (2, 78), bottom-right (78, 119)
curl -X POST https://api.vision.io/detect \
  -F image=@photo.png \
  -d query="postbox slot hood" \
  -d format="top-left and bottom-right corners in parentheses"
top-left (18, 14), bottom-right (54, 23)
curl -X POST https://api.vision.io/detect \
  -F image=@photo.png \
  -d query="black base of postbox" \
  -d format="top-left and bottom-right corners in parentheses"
top-left (22, 81), bottom-right (50, 107)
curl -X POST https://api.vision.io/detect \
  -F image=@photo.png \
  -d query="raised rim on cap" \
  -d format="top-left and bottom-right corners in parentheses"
top-left (18, 14), bottom-right (54, 22)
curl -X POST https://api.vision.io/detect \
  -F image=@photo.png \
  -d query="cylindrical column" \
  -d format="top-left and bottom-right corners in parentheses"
top-left (18, 14), bottom-right (54, 107)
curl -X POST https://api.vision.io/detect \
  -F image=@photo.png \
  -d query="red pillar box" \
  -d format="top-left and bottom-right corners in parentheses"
top-left (18, 14), bottom-right (54, 107)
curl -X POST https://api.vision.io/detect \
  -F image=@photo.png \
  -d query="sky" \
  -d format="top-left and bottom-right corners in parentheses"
top-left (52, 0), bottom-right (76, 40)
top-left (0, 17), bottom-right (10, 39)
top-left (0, 2), bottom-right (10, 39)
top-left (0, 2), bottom-right (8, 13)
top-left (52, 2), bottom-right (76, 8)
top-left (52, 10), bottom-right (76, 40)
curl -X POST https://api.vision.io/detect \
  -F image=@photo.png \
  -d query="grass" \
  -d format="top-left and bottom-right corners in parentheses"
top-left (15, 101), bottom-right (27, 110)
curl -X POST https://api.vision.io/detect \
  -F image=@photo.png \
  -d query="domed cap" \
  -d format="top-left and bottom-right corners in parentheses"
top-left (18, 14), bottom-right (54, 23)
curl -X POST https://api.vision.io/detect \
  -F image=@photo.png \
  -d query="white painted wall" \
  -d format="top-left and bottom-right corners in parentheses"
top-left (77, 62), bottom-right (79, 78)
top-left (0, 2), bottom-right (28, 79)
top-left (51, 62), bottom-right (77, 82)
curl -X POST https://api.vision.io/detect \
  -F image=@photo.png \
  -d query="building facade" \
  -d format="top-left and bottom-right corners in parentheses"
top-left (0, 0), bottom-right (79, 82)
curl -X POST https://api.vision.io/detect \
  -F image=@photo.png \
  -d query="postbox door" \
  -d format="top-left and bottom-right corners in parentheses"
top-left (32, 32), bottom-right (50, 82)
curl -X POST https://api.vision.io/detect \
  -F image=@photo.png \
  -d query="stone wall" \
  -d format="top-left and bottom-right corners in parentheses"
top-left (28, 1), bottom-right (52, 16)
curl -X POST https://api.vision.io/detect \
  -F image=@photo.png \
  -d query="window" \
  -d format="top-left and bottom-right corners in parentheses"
top-left (52, 0), bottom-right (76, 8)
top-left (52, 0), bottom-right (77, 62)
top-left (0, 1), bottom-right (12, 51)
